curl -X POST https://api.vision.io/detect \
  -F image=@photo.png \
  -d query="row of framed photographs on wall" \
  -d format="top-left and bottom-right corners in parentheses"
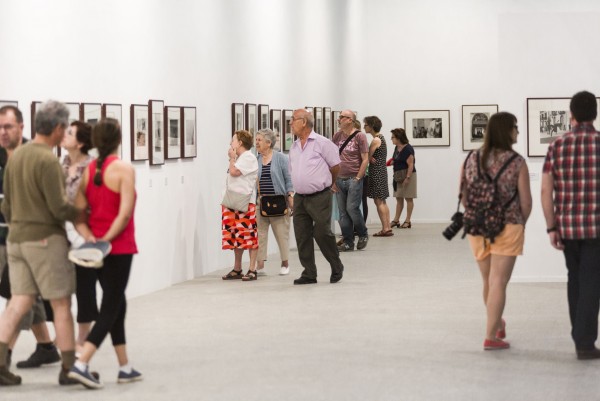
top-left (0, 100), bottom-right (198, 164)
top-left (406, 98), bottom-right (600, 157)
top-left (130, 100), bottom-right (197, 164)
top-left (231, 104), bottom-right (344, 153)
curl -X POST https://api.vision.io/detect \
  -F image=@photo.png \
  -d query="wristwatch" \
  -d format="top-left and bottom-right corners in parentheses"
top-left (546, 226), bottom-right (557, 233)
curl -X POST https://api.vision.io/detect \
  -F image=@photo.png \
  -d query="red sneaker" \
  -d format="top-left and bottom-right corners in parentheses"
top-left (496, 318), bottom-right (506, 340)
top-left (484, 339), bottom-right (510, 350)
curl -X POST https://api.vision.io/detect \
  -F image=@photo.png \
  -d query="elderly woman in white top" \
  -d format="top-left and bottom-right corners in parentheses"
top-left (255, 129), bottom-right (294, 275)
top-left (221, 130), bottom-right (260, 281)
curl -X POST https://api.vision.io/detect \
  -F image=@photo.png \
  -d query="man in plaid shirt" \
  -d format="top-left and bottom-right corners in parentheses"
top-left (541, 91), bottom-right (600, 360)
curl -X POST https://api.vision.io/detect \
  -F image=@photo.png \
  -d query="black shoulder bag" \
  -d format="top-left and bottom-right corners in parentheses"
top-left (258, 159), bottom-right (289, 218)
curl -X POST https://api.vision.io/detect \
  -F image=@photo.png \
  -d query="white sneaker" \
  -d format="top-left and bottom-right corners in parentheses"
top-left (279, 266), bottom-right (290, 275)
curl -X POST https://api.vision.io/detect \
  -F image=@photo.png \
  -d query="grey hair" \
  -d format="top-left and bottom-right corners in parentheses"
top-left (35, 100), bottom-right (69, 136)
top-left (257, 128), bottom-right (277, 149)
top-left (304, 109), bottom-right (315, 129)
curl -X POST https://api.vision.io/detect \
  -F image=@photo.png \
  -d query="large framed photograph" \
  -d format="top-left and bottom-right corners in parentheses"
top-left (164, 106), bottom-right (182, 159)
top-left (404, 110), bottom-right (450, 147)
top-left (231, 103), bottom-right (244, 137)
top-left (258, 104), bottom-right (269, 130)
top-left (282, 109), bottom-right (294, 153)
top-left (148, 99), bottom-right (165, 165)
top-left (323, 107), bottom-right (332, 139)
top-left (31, 101), bottom-right (80, 156)
top-left (332, 110), bottom-right (340, 135)
top-left (130, 104), bottom-right (149, 161)
top-left (245, 103), bottom-right (257, 153)
top-left (270, 109), bottom-right (282, 151)
top-left (527, 98), bottom-right (573, 157)
top-left (181, 106), bottom-right (197, 158)
top-left (81, 103), bottom-right (101, 125)
top-left (462, 104), bottom-right (498, 151)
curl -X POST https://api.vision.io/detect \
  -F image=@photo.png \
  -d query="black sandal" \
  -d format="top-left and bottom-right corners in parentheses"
top-left (222, 269), bottom-right (243, 280)
top-left (390, 221), bottom-right (400, 228)
top-left (242, 270), bottom-right (258, 281)
top-left (400, 221), bottom-right (412, 229)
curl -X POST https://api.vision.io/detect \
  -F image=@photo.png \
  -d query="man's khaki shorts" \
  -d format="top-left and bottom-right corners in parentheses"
top-left (467, 224), bottom-right (525, 261)
top-left (7, 235), bottom-right (75, 299)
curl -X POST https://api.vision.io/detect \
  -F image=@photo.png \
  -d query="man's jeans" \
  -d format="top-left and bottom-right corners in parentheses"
top-left (336, 177), bottom-right (367, 246)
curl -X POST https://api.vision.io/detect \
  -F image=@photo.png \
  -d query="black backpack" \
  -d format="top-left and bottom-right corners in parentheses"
top-left (463, 151), bottom-right (519, 243)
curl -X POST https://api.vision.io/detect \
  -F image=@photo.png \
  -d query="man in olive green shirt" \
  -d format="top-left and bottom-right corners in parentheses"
top-left (0, 100), bottom-right (82, 386)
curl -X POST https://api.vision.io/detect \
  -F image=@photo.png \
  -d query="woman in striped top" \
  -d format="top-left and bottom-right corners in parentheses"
top-left (255, 129), bottom-right (294, 275)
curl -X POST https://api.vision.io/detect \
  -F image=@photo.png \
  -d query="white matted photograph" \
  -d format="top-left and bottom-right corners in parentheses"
top-left (527, 98), bottom-right (571, 157)
top-left (462, 104), bottom-right (498, 151)
top-left (270, 109), bottom-right (282, 151)
top-left (149, 99), bottom-right (165, 165)
top-left (404, 110), bottom-right (450, 147)
top-left (182, 106), bottom-right (197, 158)
top-left (165, 106), bottom-right (181, 159)
top-left (130, 104), bottom-right (149, 161)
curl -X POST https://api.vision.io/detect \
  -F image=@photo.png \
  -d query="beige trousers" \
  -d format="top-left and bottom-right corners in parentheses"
top-left (257, 208), bottom-right (291, 263)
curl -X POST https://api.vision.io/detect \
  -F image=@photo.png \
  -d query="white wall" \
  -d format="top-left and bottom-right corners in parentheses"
top-left (353, 0), bottom-right (600, 281)
top-left (2, 0), bottom-right (600, 297)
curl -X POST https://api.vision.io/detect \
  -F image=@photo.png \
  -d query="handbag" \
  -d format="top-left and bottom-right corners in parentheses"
top-left (221, 176), bottom-right (252, 213)
top-left (258, 179), bottom-right (288, 217)
top-left (393, 169), bottom-right (408, 184)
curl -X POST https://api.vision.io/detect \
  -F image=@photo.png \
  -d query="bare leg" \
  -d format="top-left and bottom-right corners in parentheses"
top-left (48, 297), bottom-right (75, 354)
top-left (77, 322), bottom-right (92, 349)
top-left (394, 197), bottom-right (404, 222)
top-left (248, 249), bottom-right (258, 271)
top-left (114, 344), bottom-right (128, 366)
top-left (0, 295), bottom-right (35, 344)
top-left (233, 249), bottom-right (243, 271)
top-left (77, 341), bottom-right (97, 364)
top-left (31, 322), bottom-right (52, 343)
top-left (374, 198), bottom-right (391, 232)
top-left (477, 256), bottom-right (491, 307)
top-left (480, 255), bottom-right (516, 340)
top-left (405, 198), bottom-right (414, 222)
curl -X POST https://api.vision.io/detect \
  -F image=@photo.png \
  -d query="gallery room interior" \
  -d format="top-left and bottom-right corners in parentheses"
top-left (2, 0), bottom-right (600, 399)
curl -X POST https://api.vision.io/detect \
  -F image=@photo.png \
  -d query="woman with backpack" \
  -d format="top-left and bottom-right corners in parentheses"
top-left (460, 112), bottom-right (532, 351)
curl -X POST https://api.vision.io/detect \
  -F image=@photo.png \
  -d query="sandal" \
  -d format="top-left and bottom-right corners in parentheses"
top-left (242, 270), bottom-right (258, 281)
top-left (222, 269), bottom-right (243, 280)
top-left (390, 221), bottom-right (400, 228)
top-left (373, 230), bottom-right (394, 237)
top-left (400, 221), bottom-right (412, 229)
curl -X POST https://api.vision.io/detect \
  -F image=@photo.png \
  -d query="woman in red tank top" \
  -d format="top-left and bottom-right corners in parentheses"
top-left (68, 119), bottom-right (142, 389)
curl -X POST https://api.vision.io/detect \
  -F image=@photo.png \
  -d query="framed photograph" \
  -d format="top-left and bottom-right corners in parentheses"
top-left (0, 100), bottom-right (18, 108)
top-left (81, 103), bottom-right (102, 125)
top-left (101, 103), bottom-right (122, 125)
top-left (130, 104), bottom-right (149, 161)
top-left (31, 101), bottom-right (79, 156)
top-left (404, 110), bottom-right (450, 147)
top-left (245, 103), bottom-right (257, 152)
top-left (332, 110), bottom-right (341, 135)
top-left (181, 106), bottom-right (197, 158)
top-left (231, 103), bottom-right (244, 137)
top-left (270, 109), bottom-right (282, 151)
top-left (314, 107), bottom-right (323, 135)
top-left (323, 107), bottom-right (332, 139)
top-left (101, 103), bottom-right (123, 158)
top-left (258, 104), bottom-right (269, 130)
top-left (148, 99), bottom-right (165, 165)
top-left (526, 98), bottom-right (573, 157)
top-left (282, 109), bottom-right (294, 153)
top-left (462, 104), bottom-right (498, 151)
top-left (164, 106), bottom-right (182, 159)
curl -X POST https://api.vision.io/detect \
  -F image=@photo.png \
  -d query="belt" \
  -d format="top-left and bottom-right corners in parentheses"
top-left (296, 187), bottom-right (331, 197)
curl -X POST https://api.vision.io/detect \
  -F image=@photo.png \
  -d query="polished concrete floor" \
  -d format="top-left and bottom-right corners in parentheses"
top-left (2, 224), bottom-right (600, 400)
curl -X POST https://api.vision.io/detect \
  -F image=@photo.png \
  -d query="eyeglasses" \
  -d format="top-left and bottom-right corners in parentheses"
top-left (364, 123), bottom-right (370, 127)
top-left (513, 125), bottom-right (519, 131)
top-left (0, 124), bottom-right (15, 131)
top-left (290, 116), bottom-right (305, 122)
top-left (338, 115), bottom-right (351, 121)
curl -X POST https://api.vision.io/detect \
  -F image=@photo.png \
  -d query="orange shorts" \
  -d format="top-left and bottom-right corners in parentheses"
top-left (467, 224), bottom-right (524, 261)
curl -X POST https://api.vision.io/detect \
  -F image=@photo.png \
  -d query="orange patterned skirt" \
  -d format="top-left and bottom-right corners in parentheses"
top-left (221, 204), bottom-right (259, 250)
